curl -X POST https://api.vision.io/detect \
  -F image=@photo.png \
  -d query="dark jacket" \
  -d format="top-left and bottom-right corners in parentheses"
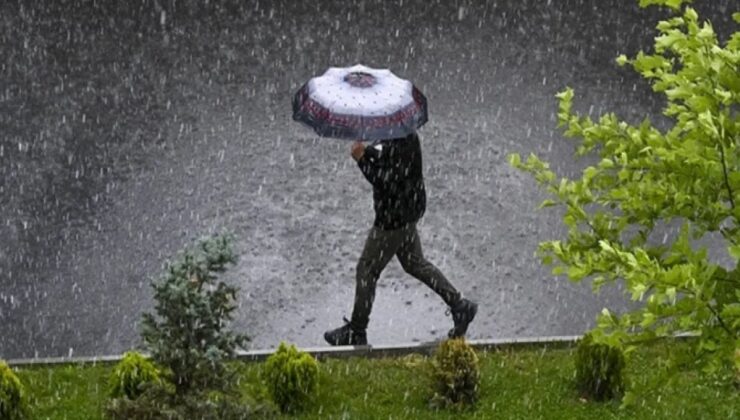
top-left (357, 133), bottom-right (427, 230)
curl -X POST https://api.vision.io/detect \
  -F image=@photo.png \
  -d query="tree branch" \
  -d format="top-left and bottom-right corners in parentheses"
top-left (720, 228), bottom-right (739, 246)
top-left (706, 302), bottom-right (734, 338)
top-left (715, 276), bottom-right (740, 286)
top-left (623, 333), bottom-right (696, 347)
top-left (718, 142), bottom-right (735, 210)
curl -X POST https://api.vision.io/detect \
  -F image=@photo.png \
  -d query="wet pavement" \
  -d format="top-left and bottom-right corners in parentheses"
top-left (0, 0), bottom-right (734, 358)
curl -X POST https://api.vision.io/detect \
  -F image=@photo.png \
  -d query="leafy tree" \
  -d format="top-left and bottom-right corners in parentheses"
top-left (509, 0), bottom-right (739, 385)
top-left (140, 233), bottom-right (248, 396)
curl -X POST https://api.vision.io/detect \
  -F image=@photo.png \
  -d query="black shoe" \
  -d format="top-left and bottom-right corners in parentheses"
top-left (448, 298), bottom-right (478, 338)
top-left (324, 317), bottom-right (368, 346)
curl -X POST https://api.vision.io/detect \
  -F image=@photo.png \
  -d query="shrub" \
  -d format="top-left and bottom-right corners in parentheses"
top-left (105, 383), bottom-right (177, 420)
top-left (0, 360), bottom-right (29, 420)
top-left (178, 390), bottom-right (274, 420)
top-left (575, 333), bottom-right (626, 401)
top-left (140, 233), bottom-right (248, 396)
top-left (735, 347), bottom-right (740, 388)
top-left (262, 342), bottom-right (319, 413)
top-left (430, 338), bottom-right (480, 409)
top-left (108, 351), bottom-right (162, 400)
top-left (106, 384), bottom-right (272, 420)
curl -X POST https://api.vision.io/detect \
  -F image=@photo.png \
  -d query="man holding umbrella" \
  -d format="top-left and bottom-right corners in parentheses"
top-left (293, 64), bottom-right (478, 346)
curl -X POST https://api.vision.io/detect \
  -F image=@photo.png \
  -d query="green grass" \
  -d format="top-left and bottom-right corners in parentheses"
top-left (13, 342), bottom-right (740, 419)
top-left (20, 363), bottom-right (109, 419)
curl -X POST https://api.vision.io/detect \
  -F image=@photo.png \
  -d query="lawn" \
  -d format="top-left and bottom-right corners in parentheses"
top-left (15, 341), bottom-right (739, 419)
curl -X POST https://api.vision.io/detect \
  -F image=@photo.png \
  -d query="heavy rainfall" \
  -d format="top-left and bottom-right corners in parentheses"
top-left (0, 0), bottom-right (735, 360)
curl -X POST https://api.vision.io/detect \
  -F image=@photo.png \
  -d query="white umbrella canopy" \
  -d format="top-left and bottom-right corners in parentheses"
top-left (292, 64), bottom-right (428, 141)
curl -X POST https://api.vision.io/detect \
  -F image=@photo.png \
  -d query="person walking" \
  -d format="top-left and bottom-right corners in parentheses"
top-left (323, 132), bottom-right (477, 346)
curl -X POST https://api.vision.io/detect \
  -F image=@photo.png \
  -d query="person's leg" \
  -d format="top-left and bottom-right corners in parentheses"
top-left (349, 226), bottom-right (406, 330)
top-left (326, 225), bottom-right (405, 346)
top-left (396, 223), bottom-right (477, 338)
top-left (396, 223), bottom-right (461, 307)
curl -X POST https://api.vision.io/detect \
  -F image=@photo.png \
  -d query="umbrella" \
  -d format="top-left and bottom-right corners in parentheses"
top-left (292, 64), bottom-right (428, 141)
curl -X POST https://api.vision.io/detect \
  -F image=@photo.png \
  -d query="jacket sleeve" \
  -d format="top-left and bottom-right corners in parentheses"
top-left (357, 143), bottom-right (390, 188)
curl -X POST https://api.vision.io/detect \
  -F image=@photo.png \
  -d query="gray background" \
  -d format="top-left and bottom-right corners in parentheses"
top-left (0, 0), bottom-right (734, 359)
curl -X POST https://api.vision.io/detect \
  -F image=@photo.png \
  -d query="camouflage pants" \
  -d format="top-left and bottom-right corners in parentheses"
top-left (350, 222), bottom-right (461, 330)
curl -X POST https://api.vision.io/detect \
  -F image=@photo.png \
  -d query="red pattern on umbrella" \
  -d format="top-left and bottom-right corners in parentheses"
top-left (300, 86), bottom-right (425, 129)
top-left (292, 65), bottom-right (428, 139)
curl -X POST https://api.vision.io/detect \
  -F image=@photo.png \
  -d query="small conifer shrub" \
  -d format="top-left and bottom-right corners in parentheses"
top-left (108, 351), bottom-right (162, 400)
top-left (430, 338), bottom-right (480, 409)
top-left (262, 342), bottom-right (319, 413)
top-left (575, 333), bottom-right (626, 401)
top-left (0, 360), bottom-right (29, 420)
top-left (141, 233), bottom-right (248, 395)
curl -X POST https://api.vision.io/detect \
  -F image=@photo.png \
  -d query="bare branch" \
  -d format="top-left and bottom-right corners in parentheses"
top-left (706, 303), bottom-right (735, 338)
top-left (718, 142), bottom-right (736, 210)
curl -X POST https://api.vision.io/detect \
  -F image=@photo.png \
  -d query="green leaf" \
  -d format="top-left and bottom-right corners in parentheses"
top-left (640, 312), bottom-right (656, 327)
top-left (728, 245), bottom-right (740, 261)
top-left (552, 266), bottom-right (566, 276)
top-left (599, 240), bottom-right (616, 254)
top-left (583, 167), bottom-right (599, 185)
top-left (655, 31), bottom-right (685, 52)
top-left (568, 265), bottom-right (590, 281)
top-left (633, 52), bottom-right (668, 72)
top-left (508, 153), bottom-right (521, 167)
top-left (701, 339), bottom-right (718, 352)
top-left (721, 303), bottom-right (740, 319)
top-left (666, 287), bottom-right (677, 304)
top-left (538, 199), bottom-right (558, 209)
top-left (632, 283), bottom-right (648, 301)
top-left (683, 7), bottom-right (698, 22)
top-left (555, 87), bottom-right (574, 103)
top-left (599, 158), bottom-right (615, 169)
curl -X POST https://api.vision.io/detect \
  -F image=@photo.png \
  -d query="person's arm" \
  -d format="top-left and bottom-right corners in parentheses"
top-left (353, 142), bottom-right (389, 188)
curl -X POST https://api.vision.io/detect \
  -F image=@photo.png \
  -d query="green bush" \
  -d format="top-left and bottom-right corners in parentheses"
top-left (0, 360), bottom-right (29, 420)
top-left (140, 233), bottom-right (248, 396)
top-left (430, 338), bottom-right (480, 409)
top-left (107, 234), bottom-right (261, 418)
top-left (108, 351), bottom-right (162, 400)
top-left (105, 383), bottom-right (177, 420)
top-left (575, 333), bottom-right (626, 401)
top-left (734, 347), bottom-right (740, 388)
top-left (262, 342), bottom-right (319, 413)
top-left (106, 384), bottom-right (271, 420)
